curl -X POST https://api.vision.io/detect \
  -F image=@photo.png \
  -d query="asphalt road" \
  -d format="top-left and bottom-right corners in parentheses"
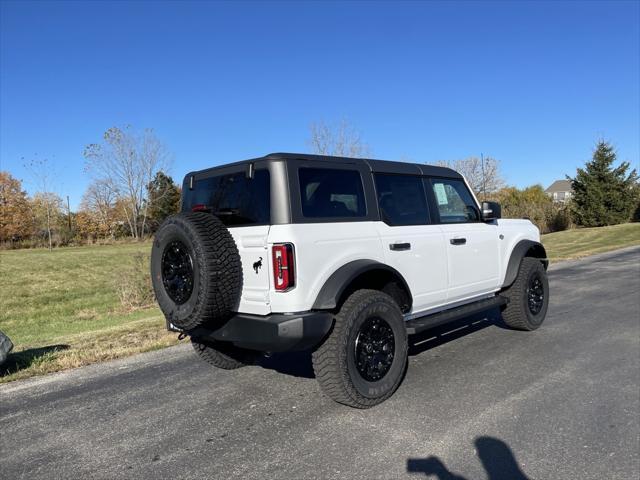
top-left (1, 248), bottom-right (639, 480)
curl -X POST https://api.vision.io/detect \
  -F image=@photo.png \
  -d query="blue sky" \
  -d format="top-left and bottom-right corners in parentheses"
top-left (1, 0), bottom-right (638, 209)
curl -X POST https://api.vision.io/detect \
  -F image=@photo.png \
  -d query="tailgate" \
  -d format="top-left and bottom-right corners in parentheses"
top-left (228, 226), bottom-right (271, 315)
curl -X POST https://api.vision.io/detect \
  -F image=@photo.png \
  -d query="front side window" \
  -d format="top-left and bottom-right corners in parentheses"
top-left (374, 174), bottom-right (430, 226)
top-left (429, 178), bottom-right (479, 223)
top-left (298, 168), bottom-right (366, 218)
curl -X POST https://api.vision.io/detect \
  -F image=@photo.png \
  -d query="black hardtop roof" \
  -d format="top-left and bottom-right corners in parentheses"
top-left (187, 152), bottom-right (462, 179)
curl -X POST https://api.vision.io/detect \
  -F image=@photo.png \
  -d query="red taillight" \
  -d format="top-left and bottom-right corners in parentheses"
top-left (272, 243), bottom-right (295, 291)
top-left (191, 204), bottom-right (208, 212)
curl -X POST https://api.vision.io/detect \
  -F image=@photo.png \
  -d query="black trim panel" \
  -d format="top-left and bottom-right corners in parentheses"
top-left (502, 240), bottom-right (549, 288)
top-left (188, 311), bottom-right (334, 352)
top-left (312, 259), bottom-right (413, 310)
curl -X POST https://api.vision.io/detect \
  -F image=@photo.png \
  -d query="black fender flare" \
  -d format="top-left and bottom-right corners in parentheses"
top-left (502, 240), bottom-right (549, 288)
top-left (312, 259), bottom-right (412, 310)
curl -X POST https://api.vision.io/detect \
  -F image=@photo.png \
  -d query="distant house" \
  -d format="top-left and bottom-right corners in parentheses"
top-left (545, 179), bottom-right (573, 202)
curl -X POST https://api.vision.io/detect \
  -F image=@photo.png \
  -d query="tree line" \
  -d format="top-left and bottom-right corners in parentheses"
top-left (1, 122), bottom-right (638, 249)
top-left (1, 126), bottom-right (181, 248)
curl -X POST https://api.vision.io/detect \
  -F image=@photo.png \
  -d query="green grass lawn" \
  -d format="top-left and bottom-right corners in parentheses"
top-left (541, 222), bottom-right (640, 261)
top-left (0, 243), bottom-right (178, 383)
top-left (1, 222), bottom-right (638, 383)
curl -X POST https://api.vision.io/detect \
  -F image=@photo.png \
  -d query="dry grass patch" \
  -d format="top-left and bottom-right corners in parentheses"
top-left (0, 242), bottom-right (182, 383)
top-left (1, 316), bottom-right (180, 383)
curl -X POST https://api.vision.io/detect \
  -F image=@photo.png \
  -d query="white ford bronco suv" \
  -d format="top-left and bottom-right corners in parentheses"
top-left (151, 153), bottom-right (549, 408)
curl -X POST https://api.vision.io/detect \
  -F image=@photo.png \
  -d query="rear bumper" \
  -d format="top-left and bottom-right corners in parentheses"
top-left (179, 311), bottom-right (334, 353)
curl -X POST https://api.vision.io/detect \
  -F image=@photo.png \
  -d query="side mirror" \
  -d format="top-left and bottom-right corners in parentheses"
top-left (482, 201), bottom-right (501, 221)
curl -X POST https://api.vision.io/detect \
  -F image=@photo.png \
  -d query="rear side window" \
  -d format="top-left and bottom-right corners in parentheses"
top-left (374, 174), bottom-right (430, 226)
top-left (298, 168), bottom-right (366, 218)
top-left (429, 178), bottom-right (479, 223)
top-left (182, 170), bottom-right (270, 226)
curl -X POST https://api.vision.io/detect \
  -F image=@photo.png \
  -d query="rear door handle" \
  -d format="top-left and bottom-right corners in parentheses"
top-left (450, 238), bottom-right (467, 245)
top-left (390, 243), bottom-right (411, 251)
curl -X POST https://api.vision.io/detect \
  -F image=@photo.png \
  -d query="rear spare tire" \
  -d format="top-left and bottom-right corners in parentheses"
top-left (151, 212), bottom-right (242, 331)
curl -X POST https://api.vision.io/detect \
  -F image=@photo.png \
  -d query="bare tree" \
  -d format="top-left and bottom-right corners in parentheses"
top-left (308, 119), bottom-right (371, 158)
top-left (84, 126), bottom-right (170, 239)
top-left (435, 157), bottom-right (504, 200)
top-left (80, 179), bottom-right (116, 238)
top-left (23, 156), bottom-right (58, 251)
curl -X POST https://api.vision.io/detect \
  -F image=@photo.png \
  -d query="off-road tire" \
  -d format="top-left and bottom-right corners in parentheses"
top-left (501, 257), bottom-right (549, 331)
top-left (151, 212), bottom-right (242, 331)
top-left (312, 289), bottom-right (408, 408)
top-left (191, 339), bottom-right (256, 370)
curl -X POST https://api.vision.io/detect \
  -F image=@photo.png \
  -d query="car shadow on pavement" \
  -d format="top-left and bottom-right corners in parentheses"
top-left (254, 308), bottom-right (506, 380)
top-left (407, 436), bottom-right (530, 479)
top-left (0, 344), bottom-right (70, 377)
top-left (256, 350), bottom-right (316, 379)
top-left (408, 307), bottom-right (503, 357)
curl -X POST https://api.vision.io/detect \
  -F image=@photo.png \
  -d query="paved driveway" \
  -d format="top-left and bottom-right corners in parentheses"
top-left (1, 248), bottom-right (639, 479)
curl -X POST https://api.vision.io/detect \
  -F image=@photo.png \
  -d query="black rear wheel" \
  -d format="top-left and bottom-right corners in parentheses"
top-left (312, 289), bottom-right (408, 408)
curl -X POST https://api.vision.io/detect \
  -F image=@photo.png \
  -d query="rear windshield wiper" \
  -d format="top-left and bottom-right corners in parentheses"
top-left (213, 208), bottom-right (253, 224)
top-left (213, 208), bottom-right (240, 216)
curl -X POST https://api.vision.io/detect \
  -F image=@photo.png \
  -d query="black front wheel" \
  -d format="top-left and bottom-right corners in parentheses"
top-left (501, 257), bottom-right (549, 331)
top-left (312, 289), bottom-right (408, 408)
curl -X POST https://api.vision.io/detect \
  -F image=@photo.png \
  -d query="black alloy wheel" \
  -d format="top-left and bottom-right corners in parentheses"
top-left (527, 273), bottom-right (545, 315)
top-left (161, 240), bottom-right (194, 305)
top-left (500, 257), bottom-right (549, 331)
top-left (354, 317), bottom-right (395, 382)
top-left (312, 289), bottom-right (408, 408)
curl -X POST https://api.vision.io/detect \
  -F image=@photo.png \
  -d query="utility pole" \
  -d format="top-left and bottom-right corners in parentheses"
top-left (480, 153), bottom-right (487, 202)
top-left (67, 195), bottom-right (72, 234)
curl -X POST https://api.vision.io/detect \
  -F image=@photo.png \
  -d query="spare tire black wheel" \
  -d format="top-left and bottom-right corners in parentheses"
top-left (151, 212), bottom-right (242, 331)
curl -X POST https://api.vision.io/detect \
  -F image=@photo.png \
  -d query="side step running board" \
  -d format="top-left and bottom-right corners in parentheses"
top-left (405, 296), bottom-right (508, 335)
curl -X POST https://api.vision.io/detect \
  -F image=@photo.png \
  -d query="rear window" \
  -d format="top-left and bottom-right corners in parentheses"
top-left (298, 168), bottom-right (366, 218)
top-left (182, 170), bottom-right (270, 226)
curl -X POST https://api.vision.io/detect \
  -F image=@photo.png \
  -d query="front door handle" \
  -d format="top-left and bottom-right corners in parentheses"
top-left (390, 243), bottom-right (411, 251)
top-left (450, 238), bottom-right (467, 245)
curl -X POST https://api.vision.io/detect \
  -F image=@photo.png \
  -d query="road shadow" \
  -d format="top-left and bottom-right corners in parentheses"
top-left (256, 350), bottom-right (316, 379)
top-left (408, 307), bottom-right (504, 356)
top-left (256, 308), bottom-right (510, 380)
top-left (0, 344), bottom-right (70, 377)
top-left (407, 436), bottom-right (530, 480)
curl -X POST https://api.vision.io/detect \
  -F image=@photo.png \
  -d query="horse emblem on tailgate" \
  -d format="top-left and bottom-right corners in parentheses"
top-left (253, 257), bottom-right (263, 274)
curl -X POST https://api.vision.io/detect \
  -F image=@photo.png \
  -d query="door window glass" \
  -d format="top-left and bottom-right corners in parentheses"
top-left (374, 174), bottom-right (430, 226)
top-left (429, 179), bottom-right (479, 223)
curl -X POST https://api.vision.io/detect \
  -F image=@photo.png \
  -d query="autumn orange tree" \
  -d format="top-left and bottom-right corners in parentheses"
top-left (0, 171), bottom-right (35, 243)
